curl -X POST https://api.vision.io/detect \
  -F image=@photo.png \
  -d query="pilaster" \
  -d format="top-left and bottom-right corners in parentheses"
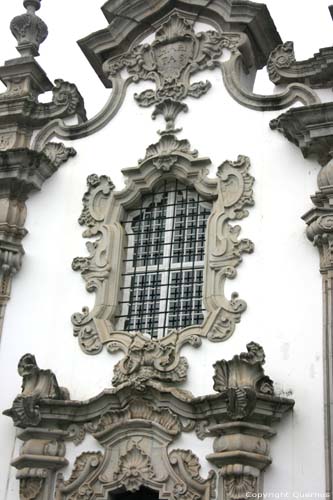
top-left (0, 0), bottom-right (85, 335)
top-left (13, 428), bottom-right (68, 500)
top-left (303, 159), bottom-right (333, 494)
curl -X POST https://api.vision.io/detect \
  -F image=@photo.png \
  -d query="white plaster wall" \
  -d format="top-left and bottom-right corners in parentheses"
top-left (0, 0), bottom-right (332, 497)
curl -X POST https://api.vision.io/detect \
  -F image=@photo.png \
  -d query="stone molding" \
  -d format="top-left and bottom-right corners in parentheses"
top-left (270, 102), bottom-right (333, 166)
top-left (4, 343), bottom-right (294, 499)
top-left (268, 41), bottom-right (333, 88)
top-left (33, 5), bottom-right (319, 151)
top-left (0, 0), bottom-right (85, 335)
top-left (269, 102), bottom-right (333, 494)
top-left (302, 158), bottom-right (333, 494)
top-left (72, 135), bottom-right (254, 388)
top-left (81, 0), bottom-right (282, 82)
top-left (0, 145), bottom-right (75, 335)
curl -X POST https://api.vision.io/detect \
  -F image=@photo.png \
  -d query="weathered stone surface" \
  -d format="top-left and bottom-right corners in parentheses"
top-left (4, 345), bottom-right (293, 499)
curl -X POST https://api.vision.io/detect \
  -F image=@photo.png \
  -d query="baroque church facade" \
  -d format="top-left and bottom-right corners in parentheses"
top-left (0, 0), bottom-right (332, 498)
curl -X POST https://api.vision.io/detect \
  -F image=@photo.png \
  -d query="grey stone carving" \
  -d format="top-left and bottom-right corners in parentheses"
top-left (0, 0), bottom-right (85, 334)
top-left (268, 41), bottom-right (333, 88)
top-left (4, 353), bottom-right (69, 428)
top-left (86, 0), bottom-right (282, 75)
top-left (72, 135), bottom-right (254, 386)
top-left (270, 103), bottom-right (333, 166)
top-left (303, 157), bottom-right (333, 494)
top-left (14, 427), bottom-right (68, 500)
top-left (10, 0), bottom-right (47, 57)
top-left (3, 354), bottom-right (69, 500)
top-left (103, 13), bottom-right (241, 131)
top-left (271, 96), bottom-right (333, 493)
top-left (270, 113), bottom-right (333, 496)
top-left (4, 345), bottom-right (293, 499)
top-left (207, 342), bottom-right (289, 499)
top-left (33, 1), bottom-right (319, 150)
top-left (0, 146), bottom-right (75, 335)
top-left (213, 342), bottom-right (273, 420)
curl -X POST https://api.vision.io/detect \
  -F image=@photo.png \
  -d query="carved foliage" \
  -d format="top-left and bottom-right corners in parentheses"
top-left (206, 155), bottom-right (254, 335)
top-left (111, 334), bottom-right (189, 389)
top-left (224, 473), bottom-right (257, 500)
top-left (64, 399), bottom-right (182, 446)
top-left (114, 442), bottom-right (156, 492)
top-left (170, 449), bottom-right (216, 499)
top-left (19, 477), bottom-right (44, 500)
top-left (10, 10), bottom-right (48, 57)
top-left (58, 452), bottom-right (103, 499)
top-left (303, 158), bottom-right (333, 271)
top-left (213, 342), bottom-right (274, 419)
top-left (268, 41), bottom-right (333, 88)
top-left (106, 13), bottom-right (234, 97)
top-left (42, 142), bottom-right (76, 168)
top-left (213, 342), bottom-right (274, 394)
top-left (32, 79), bottom-right (87, 122)
top-left (72, 136), bottom-right (254, 390)
top-left (93, 399), bottom-right (182, 437)
top-left (105, 14), bottom-right (240, 129)
top-left (58, 442), bottom-right (215, 500)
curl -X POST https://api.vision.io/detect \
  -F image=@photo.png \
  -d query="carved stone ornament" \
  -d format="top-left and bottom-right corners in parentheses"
top-left (4, 346), bottom-right (293, 500)
top-left (268, 40), bottom-right (333, 88)
top-left (303, 157), bottom-right (333, 494)
top-left (33, 2), bottom-right (319, 150)
top-left (4, 353), bottom-right (70, 428)
top-left (10, 0), bottom-right (47, 57)
top-left (269, 104), bottom-right (333, 495)
top-left (0, 0), bottom-right (86, 335)
top-left (72, 134), bottom-right (254, 388)
top-left (0, 145), bottom-right (76, 335)
top-left (270, 102), bottom-right (333, 166)
top-left (213, 342), bottom-right (274, 420)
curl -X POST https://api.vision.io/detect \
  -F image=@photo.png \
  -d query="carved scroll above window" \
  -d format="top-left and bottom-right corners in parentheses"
top-left (34, 3), bottom-right (319, 149)
top-left (72, 132), bottom-right (254, 385)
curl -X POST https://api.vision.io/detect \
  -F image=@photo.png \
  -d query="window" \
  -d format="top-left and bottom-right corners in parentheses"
top-left (115, 180), bottom-right (212, 338)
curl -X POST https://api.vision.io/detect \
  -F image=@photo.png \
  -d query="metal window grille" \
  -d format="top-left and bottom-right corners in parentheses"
top-left (115, 180), bottom-right (212, 338)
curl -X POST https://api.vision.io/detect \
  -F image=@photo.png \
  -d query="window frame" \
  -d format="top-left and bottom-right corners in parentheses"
top-left (72, 140), bottom-right (254, 357)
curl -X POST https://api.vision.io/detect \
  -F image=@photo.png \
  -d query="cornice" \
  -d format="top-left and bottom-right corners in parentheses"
top-left (268, 41), bottom-right (333, 89)
top-left (270, 102), bottom-right (333, 166)
top-left (79, 0), bottom-right (281, 87)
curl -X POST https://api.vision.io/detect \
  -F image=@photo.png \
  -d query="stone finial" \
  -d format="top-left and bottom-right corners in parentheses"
top-left (10, 0), bottom-right (48, 57)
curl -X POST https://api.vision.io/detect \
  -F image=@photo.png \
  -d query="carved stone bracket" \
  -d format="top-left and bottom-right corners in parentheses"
top-left (268, 41), bottom-right (333, 88)
top-left (270, 102), bottom-right (333, 166)
top-left (4, 344), bottom-right (293, 499)
top-left (72, 134), bottom-right (254, 389)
